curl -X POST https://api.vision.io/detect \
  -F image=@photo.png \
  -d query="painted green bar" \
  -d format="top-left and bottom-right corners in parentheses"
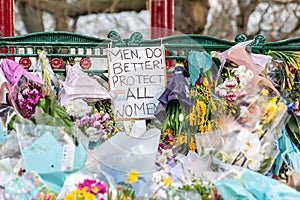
top-left (1, 31), bottom-right (300, 81)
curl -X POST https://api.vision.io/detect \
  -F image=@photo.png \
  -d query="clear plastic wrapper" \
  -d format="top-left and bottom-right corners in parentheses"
top-left (85, 128), bottom-right (161, 197)
top-left (57, 168), bottom-right (115, 199)
top-left (1, 171), bottom-right (57, 200)
top-left (14, 123), bottom-right (87, 193)
top-left (213, 88), bottom-right (288, 174)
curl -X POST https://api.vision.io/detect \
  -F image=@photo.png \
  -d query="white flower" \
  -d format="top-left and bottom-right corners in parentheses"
top-left (235, 128), bottom-right (266, 170)
top-left (215, 86), bottom-right (227, 97)
top-left (157, 155), bottom-right (168, 167)
top-left (64, 99), bottom-right (93, 118)
top-left (178, 113), bottom-right (184, 122)
top-left (174, 196), bottom-right (180, 200)
top-left (246, 152), bottom-right (264, 170)
top-left (246, 69), bottom-right (254, 79)
top-left (235, 128), bottom-right (261, 155)
top-left (238, 65), bottom-right (246, 72)
top-left (239, 106), bottom-right (250, 118)
top-left (232, 65), bottom-right (246, 74)
top-left (161, 148), bottom-right (173, 158)
top-left (85, 127), bottom-right (100, 141)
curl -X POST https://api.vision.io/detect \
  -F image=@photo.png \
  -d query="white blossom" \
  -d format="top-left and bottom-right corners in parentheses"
top-left (64, 99), bottom-right (93, 118)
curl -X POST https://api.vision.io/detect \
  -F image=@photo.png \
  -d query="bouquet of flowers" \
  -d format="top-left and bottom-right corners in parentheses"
top-left (61, 169), bottom-right (140, 200)
top-left (14, 78), bottom-right (44, 118)
top-left (212, 55), bottom-right (288, 173)
top-left (64, 179), bottom-right (108, 200)
top-left (64, 99), bottom-right (117, 150)
top-left (266, 50), bottom-right (300, 150)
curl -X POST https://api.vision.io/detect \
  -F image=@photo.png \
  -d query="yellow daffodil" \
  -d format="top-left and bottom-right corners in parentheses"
top-left (127, 169), bottom-right (140, 183)
top-left (64, 189), bottom-right (95, 200)
top-left (162, 176), bottom-right (172, 186)
top-left (189, 138), bottom-right (197, 151)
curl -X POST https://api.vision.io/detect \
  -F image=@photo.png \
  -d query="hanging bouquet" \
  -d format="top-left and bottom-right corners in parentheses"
top-left (266, 50), bottom-right (300, 150)
top-left (155, 61), bottom-right (191, 154)
top-left (184, 51), bottom-right (228, 156)
top-left (211, 49), bottom-right (288, 173)
top-left (214, 88), bottom-right (287, 173)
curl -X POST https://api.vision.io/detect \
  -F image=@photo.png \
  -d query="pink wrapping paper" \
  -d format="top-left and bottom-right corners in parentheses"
top-left (59, 64), bottom-right (112, 106)
top-left (0, 59), bottom-right (44, 91)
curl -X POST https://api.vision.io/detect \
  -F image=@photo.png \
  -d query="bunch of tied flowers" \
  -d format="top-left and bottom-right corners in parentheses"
top-left (64, 179), bottom-right (107, 200)
top-left (15, 78), bottom-right (44, 118)
top-left (215, 88), bottom-right (287, 173)
top-left (64, 99), bottom-right (116, 149)
top-left (215, 64), bottom-right (254, 102)
top-left (266, 50), bottom-right (300, 149)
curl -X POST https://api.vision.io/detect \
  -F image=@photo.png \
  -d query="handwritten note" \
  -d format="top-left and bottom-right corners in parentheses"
top-left (107, 46), bottom-right (166, 120)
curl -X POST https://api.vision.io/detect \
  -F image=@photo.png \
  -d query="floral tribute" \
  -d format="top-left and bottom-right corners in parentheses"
top-left (266, 50), bottom-right (300, 149)
top-left (14, 77), bottom-right (44, 118)
top-left (2, 37), bottom-right (300, 200)
top-left (64, 179), bottom-right (107, 200)
top-left (64, 99), bottom-right (117, 149)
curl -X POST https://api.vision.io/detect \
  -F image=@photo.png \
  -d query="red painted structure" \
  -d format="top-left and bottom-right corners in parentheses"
top-left (0, 0), bottom-right (14, 37)
top-left (0, 0), bottom-right (14, 56)
top-left (150, 0), bottom-right (174, 69)
top-left (150, 0), bottom-right (174, 39)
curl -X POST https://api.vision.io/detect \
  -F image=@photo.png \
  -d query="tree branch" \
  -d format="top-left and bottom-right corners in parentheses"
top-left (17, 0), bottom-right (147, 18)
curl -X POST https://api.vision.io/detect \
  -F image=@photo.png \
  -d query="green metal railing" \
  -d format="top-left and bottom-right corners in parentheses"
top-left (1, 31), bottom-right (300, 80)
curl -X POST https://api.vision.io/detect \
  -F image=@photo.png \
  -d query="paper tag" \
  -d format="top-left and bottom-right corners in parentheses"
top-left (61, 144), bottom-right (75, 172)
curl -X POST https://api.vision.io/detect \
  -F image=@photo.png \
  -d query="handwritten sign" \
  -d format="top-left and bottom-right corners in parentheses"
top-left (107, 46), bottom-right (166, 120)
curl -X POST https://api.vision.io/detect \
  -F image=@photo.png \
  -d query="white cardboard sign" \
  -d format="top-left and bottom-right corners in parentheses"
top-left (107, 46), bottom-right (166, 120)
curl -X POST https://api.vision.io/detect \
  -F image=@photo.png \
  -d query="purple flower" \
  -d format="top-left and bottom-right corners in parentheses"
top-left (91, 113), bottom-right (101, 121)
top-left (23, 113), bottom-right (32, 119)
top-left (101, 113), bottom-right (110, 122)
top-left (95, 182), bottom-right (107, 194)
top-left (79, 115), bottom-right (90, 128)
top-left (77, 179), bottom-right (107, 195)
top-left (99, 110), bottom-right (105, 117)
top-left (27, 89), bottom-right (41, 105)
top-left (26, 105), bottom-right (33, 112)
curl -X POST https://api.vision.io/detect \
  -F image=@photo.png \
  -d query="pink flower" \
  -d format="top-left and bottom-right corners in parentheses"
top-left (95, 182), bottom-right (107, 194)
top-left (17, 93), bottom-right (25, 102)
top-left (91, 113), bottom-right (101, 121)
top-left (226, 91), bottom-right (237, 101)
top-left (21, 87), bottom-right (30, 96)
top-left (294, 100), bottom-right (300, 116)
top-left (77, 179), bottom-right (107, 195)
top-left (294, 100), bottom-right (300, 110)
top-left (28, 89), bottom-right (41, 105)
top-left (235, 74), bottom-right (240, 83)
top-left (99, 110), bottom-right (105, 117)
top-left (93, 121), bottom-right (101, 128)
top-left (225, 81), bottom-right (237, 89)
